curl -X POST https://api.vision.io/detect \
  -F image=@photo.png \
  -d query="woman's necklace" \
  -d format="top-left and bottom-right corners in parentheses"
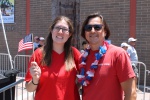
top-left (77, 41), bottom-right (108, 86)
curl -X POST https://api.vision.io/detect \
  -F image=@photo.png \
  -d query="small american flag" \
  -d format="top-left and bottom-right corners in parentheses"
top-left (18, 34), bottom-right (33, 52)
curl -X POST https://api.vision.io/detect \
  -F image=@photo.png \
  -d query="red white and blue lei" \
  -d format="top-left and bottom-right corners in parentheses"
top-left (77, 41), bottom-right (108, 86)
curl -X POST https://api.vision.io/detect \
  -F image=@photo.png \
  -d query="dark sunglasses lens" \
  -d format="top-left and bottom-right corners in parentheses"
top-left (94, 25), bottom-right (102, 31)
top-left (85, 24), bottom-right (103, 31)
top-left (85, 25), bottom-right (92, 31)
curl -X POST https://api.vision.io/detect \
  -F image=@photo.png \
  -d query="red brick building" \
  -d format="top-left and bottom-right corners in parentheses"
top-left (0, 0), bottom-right (150, 84)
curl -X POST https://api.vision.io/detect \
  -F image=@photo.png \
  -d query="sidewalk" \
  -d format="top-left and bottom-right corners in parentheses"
top-left (16, 86), bottom-right (150, 100)
top-left (137, 91), bottom-right (150, 100)
top-left (136, 88), bottom-right (150, 100)
top-left (16, 88), bottom-right (150, 100)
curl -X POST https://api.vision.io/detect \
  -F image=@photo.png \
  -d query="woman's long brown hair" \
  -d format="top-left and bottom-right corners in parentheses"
top-left (41, 16), bottom-right (75, 71)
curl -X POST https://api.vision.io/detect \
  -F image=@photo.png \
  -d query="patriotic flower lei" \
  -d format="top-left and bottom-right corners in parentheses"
top-left (77, 41), bottom-right (108, 86)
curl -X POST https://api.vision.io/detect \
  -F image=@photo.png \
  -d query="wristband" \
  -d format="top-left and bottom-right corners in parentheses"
top-left (32, 79), bottom-right (38, 85)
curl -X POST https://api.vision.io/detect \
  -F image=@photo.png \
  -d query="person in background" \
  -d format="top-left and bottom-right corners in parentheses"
top-left (127, 37), bottom-right (139, 87)
top-left (80, 41), bottom-right (89, 53)
top-left (34, 37), bottom-right (45, 51)
top-left (82, 41), bottom-right (89, 50)
top-left (25, 16), bottom-right (81, 100)
top-left (33, 36), bottom-right (40, 50)
top-left (38, 37), bottom-right (45, 47)
top-left (77, 13), bottom-right (136, 100)
top-left (127, 37), bottom-right (138, 65)
top-left (121, 42), bottom-right (129, 51)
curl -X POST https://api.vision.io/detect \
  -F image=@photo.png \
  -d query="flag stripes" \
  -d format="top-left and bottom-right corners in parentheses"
top-left (18, 34), bottom-right (33, 52)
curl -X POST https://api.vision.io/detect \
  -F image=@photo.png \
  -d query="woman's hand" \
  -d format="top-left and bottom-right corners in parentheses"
top-left (30, 62), bottom-right (41, 83)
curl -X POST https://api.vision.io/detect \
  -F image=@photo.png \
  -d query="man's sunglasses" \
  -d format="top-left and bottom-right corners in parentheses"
top-left (84, 24), bottom-right (103, 31)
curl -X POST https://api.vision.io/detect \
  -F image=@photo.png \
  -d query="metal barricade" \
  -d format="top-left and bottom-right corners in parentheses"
top-left (0, 79), bottom-right (34, 100)
top-left (14, 55), bottom-right (31, 78)
top-left (0, 54), bottom-right (34, 100)
top-left (131, 61), bottom-right (148, 100)
top-left (0, 79), bottom-right (24, 100)
top-left (0, 53), bottom-right (13, 74)
top-left (13, 55), bottom-right (34, 100)
top-left (145, 70), bottom-right (150, 100)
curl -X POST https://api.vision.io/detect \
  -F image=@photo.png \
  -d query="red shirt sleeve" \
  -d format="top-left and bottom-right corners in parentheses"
top-left (115, 50), bottom-right (135, 83)
top-left (71, 47), bottom-right (81, 71)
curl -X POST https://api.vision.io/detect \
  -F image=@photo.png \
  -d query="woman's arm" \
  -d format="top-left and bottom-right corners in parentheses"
top-left (25, 62), bottom-right (41, 92)
top-left (25, 78), bottom-right (39, 92)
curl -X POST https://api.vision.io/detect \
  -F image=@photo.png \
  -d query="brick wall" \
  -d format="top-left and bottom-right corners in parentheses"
top-left (136, 0), bottom-right (150, 69)
top-left (80, 0), bottom-right (130, 46)
top-left (136, 0), bottom-right (150, 85)
top-left (0, 0), bottom-right (27, 56)
top-left (0, 0), bottom-right (52, 57)
top-left (80, 0), bottom-right (150, 84)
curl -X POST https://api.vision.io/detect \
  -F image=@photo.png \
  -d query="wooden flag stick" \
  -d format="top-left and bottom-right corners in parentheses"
top-left (32, 34), bottom-right (35, 62)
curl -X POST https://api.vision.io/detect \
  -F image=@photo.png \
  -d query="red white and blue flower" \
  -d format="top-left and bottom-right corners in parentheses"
top-left (77, 41), bottom-right (108, 86)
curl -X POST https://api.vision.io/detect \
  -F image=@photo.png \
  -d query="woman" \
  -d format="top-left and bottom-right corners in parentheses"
top-left (25, 16), bottom-right (81, 100)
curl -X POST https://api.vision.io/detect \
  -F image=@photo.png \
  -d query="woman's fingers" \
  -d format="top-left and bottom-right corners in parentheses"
top-left (31, 62), bottom-right (38, 67)
top-left (30, 61), bottom-right (41, 79)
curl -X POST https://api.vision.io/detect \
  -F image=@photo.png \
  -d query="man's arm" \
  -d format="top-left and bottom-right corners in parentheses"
top-left (121, 77), bottom-right (137, 100)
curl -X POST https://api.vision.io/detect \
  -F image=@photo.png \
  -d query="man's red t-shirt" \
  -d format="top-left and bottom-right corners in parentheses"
top-left (83, 44), bottom-right (135, 100)
top-left (25, 47), bottom-right (81, 100)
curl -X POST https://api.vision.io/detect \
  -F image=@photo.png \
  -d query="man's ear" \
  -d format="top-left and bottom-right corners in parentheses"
top-left (104, 30), bottom-right (107, 37)
top-left (105, 33), bottom-right (106, 37)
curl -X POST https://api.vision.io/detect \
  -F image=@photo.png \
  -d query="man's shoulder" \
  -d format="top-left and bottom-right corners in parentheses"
top-left (33, 42), bottom-right (39, 45)
top-left (108, 44), bottom-right (123, 51)
top-left (107, 44), bottom-right (127, 56)
top-left (127, 45), bottom-right (133, 51)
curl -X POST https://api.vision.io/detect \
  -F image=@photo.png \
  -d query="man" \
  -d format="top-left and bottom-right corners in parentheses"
top-left (34, 37), bottom-right (45, 50)
top-left (127, 37), bottom-right (139, 82)
top-left (33, 36), bottom-right (39, 50)
top-left (127, 37), bottom-right (138, 65)
top-left (38, 37), bottom-right (45, 47)
top-left (82, 41), bottom-right (89, 50)
top-left (121, 42), bottom-right (129, 51)
top-left (80, 41), bottom-right (89, 53)
top-left (77, 13), bottom-right (136, 100)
